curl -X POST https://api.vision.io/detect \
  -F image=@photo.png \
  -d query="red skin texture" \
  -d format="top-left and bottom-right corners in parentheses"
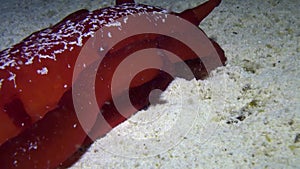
top-left (0, 0), bottom-right (225, 168)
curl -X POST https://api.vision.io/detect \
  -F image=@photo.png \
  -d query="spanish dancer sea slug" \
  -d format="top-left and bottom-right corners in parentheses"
top-left (0, 0), bottom-right (226, 168)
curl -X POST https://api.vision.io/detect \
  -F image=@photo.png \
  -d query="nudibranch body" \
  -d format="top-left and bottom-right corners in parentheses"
top-left (0, 4), bottom-right (170, 145)
top-left (0, 0), bottom-right (225, 168)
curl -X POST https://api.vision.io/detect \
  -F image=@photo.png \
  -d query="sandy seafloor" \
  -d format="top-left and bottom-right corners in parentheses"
top-left (0, 0), bottom-right (299, 168)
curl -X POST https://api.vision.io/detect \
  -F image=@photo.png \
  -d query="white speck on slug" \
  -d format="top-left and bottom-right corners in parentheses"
top-left (36, 67), bottom-right (48, 75)
top-left (28, 141), bottom-right (38, 150)
top-left (105, 20), bottom-right (122, 27)
top-left (108, 32), bottom-right (112, 38)
top-left (0, 79), bottom-right (3, 89)
top-left (8, 71), bottom-right (17, 88)
top-left (13, 160), bottom-right (18, 166)
top-left (123, 16), bottom-right (128, 23)
top-left (25, 57), bottom-right (34, 65)
top-left (17, 60), bottom-right (23, 65)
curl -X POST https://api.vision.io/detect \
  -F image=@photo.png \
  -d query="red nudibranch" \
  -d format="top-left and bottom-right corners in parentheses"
top-left (0, 0), bottom-right (225, 168)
